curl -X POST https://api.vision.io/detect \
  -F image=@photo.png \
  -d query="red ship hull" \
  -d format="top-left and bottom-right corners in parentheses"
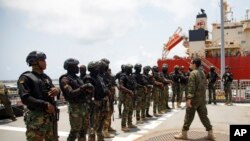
top-left (157, 56), bottom-right (250, 80)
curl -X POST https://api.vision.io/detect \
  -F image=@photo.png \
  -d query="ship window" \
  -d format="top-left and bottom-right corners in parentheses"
top-left (241, 41), bottom-right (246, 44)
top-left (238, 31), bottom-right (242, 34)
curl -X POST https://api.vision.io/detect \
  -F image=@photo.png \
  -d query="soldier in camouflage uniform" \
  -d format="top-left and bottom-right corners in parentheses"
top-left (152, 66), bottom-right (164, 116)
top-left (17, 51), bottom-right (60, 141)
top-left (0, 81), bottom-right (17, 121)
top-left (222, 66), bottom-right (233, 106)
top-left (106, 68), bottom-right (117, 131)
top-left (132, 63), bottom-right (147, 124)
top-left (60, 58), bottom-right (94, 141)
top-left (79, 64), bottom-right (90, 135)
top-left (99, 58), bottom-right (115, 138)
top-left (179, 66), bottom-right (189, 106)
top-left (174, 58), bottom-right (215, 141)
top-left (161, 64), bottom-right (172, 110)
top-left (206, 66), bottom-right (219, 104)
top-left (115, 65), bottom-right (125, 118)
top-left (119, 64), bottom-right (137, 132)
top-left (170, 65), bottom-right (181, 108)
top-left (83, 61), bottom-right (109, 141)
top-left (142, 66), bottom-right (154, 118)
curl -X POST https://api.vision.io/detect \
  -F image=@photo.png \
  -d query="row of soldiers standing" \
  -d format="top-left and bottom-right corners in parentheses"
top-left (115, 64), bottom-right (191, 132)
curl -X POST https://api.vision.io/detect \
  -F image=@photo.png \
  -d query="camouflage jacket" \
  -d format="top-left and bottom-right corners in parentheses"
top-left (187, 68), bottom-right (206, 105)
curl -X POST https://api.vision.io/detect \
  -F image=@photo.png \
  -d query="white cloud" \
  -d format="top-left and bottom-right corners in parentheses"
top-left (1, 0), bottom-right (142, 43)
top-left (1, 0), bottom-right (200, 44)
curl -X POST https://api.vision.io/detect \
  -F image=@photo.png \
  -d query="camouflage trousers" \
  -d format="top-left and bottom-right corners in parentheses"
top-left (88, 100), bottom-right (106, 141)
top-left (135, 88), bottom-right (144, 120)
top-left (208, 83), bottom-right (216, 103)
top-left (152, 88), bottom-right (160, 114)
top-left (67, 103), bottom-right (88, 141)
top-left (182, 103), bottom-right (212, 131)
top-left (224, 83), bottom-right (232, 103)
top-left (145, 91), bottom-right (151, 109)
top-left (118, 90), bottom-right (124, 116)
top-left (103, 98), bottom-right (113, 132)
top-left (180, 84), bottom-right (188, 103)
top-left (24, 110), bottom-right (55, 141)
top-left (0, 94), bottom-right (16, 119)
top-left (161, 85), bottom-right (169, 110)
top-left (172, 83), bottom-right (181, 103)
top-left (121, 93), bottom-right (133, 127)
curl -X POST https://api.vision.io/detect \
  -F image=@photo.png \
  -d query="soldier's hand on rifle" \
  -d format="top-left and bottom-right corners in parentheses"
top-left (46, 102), bottom-right (55, 114)
top-left (48, 87), bottom-right (60, 97)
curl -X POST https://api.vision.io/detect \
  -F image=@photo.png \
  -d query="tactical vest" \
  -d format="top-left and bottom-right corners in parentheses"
top-left (124, 74), bottom-right (137, 91)
top-left (83, 74), bottom-right (106, 100)
top-left (21, 71), bottom-right (53, 110)
top-left (171, 72), bottom-right (181, 83)
top-left (59, 74), bottom-right (85, 103)
top-left (208, 72), bottom-right (217, 84)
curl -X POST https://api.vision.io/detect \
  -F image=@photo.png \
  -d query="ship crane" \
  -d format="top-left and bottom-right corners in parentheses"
top-left (162, 27), bottom-right (185, 59)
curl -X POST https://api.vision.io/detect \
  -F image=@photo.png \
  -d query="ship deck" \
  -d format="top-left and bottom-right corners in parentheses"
top-left (0, 102), bottom-right (249, 141)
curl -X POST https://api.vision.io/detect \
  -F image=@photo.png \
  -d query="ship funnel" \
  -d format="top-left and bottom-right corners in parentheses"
top-left (195, 9), bottom-right (208, 30)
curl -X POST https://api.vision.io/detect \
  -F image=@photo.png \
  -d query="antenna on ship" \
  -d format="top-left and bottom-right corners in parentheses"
top-left (220, 0), bottom-right (226, 89)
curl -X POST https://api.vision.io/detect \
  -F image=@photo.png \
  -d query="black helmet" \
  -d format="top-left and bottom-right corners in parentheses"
top-left (125, 64), bottom-right (133, 70)
top-left (101, 58), bottom-right (110, 65)
top-left (210, 66), bottom-right (215, 71)
top-left (99, 60), bottom-right (109, 72)
top-left (225, 66), bottom-right (230, 69)
top-left (87, 61), bottom-right (99, 72)
top-left (134, 63), bottom-right (142, 70)
top-left (174, 65), bottom-right (179, 71)
top-left (26, 51), bottom-right (46, 66)
top-left (143, 66), bottom-right (151, 72)
top-left (80, 65), bottom-right (86, 70)
top-left (80, 65), bottom-right (86, 73)
top-left (180, 66), bottom-right (185, 70)
top-left (125, 64), bottom-right (133, 74)
top-left (64, 58), bottom-right (79, 70)
top-left (121, 64), bottom-right (125, 70)
top-left (162, 64), bottom-right (168, 71)
top-left (152, 66), bottom-right (159, 72)
top-left (191, 58), bottom-right (202, 67)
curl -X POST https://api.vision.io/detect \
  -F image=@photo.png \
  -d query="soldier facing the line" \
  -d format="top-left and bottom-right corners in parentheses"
top-left (174, 58), bottom-right (215, 140)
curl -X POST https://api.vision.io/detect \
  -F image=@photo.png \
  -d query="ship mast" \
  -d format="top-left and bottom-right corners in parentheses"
top-left (220, 0), bottom-right (225, 89)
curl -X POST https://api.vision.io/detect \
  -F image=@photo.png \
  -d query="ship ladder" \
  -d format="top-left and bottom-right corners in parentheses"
top-left (201, 57), bottom-right (221, 76)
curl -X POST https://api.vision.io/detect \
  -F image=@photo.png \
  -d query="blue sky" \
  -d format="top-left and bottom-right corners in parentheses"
top-left (0, 0), bottom-right (249, 80)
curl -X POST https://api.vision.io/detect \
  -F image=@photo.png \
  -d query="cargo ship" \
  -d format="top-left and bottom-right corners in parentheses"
top-left (158, 1), bottom-right (250, 80)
